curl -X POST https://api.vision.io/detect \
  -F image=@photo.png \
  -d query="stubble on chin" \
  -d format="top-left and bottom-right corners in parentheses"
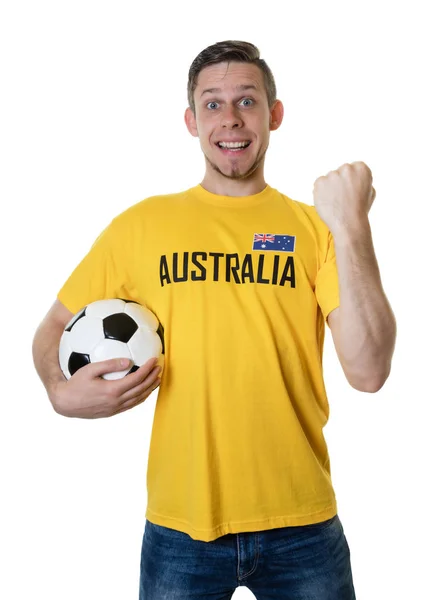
top-left (203, 144), bottom-right (267, 181)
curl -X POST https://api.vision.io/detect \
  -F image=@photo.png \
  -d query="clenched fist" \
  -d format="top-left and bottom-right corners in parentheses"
top-left (313, 161), bottom-right (376, 234)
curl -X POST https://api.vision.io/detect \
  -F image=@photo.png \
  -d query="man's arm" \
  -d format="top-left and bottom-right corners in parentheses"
top-left (32, 299), bottom-right (74, 410)
top-left (327, 217), bottom-right (397, 393)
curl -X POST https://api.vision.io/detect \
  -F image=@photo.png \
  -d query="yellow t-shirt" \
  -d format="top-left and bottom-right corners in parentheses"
top-left (57, 184), bottom-right (340, 542)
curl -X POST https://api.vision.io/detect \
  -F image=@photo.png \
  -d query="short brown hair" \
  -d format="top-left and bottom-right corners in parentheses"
top-left (187, 40), bottom-right (277, 115)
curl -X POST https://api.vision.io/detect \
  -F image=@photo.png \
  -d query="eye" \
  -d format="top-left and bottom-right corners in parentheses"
top-left (206, 98), bottom-right (255, 110)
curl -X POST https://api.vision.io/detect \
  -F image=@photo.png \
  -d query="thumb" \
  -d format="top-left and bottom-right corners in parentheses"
top-left (89, 357), bottom-right (132, 377)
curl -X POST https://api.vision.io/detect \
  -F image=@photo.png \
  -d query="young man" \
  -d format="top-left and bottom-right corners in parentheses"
top-left (33, 40), bottom-right (396, 599)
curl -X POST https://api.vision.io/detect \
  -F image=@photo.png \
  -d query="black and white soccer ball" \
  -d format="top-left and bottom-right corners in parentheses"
top-left (59, 298), bottom-right (165, 381)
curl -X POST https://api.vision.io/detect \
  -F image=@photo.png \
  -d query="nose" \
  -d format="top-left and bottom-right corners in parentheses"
top-left (221, 105), bottom-right (243, 129)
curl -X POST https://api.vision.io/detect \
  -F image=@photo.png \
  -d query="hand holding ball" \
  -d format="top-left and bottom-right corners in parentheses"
top-left (59, 299), bottom-right (165, 381)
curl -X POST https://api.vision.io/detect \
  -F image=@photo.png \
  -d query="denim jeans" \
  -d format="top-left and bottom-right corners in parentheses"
top-left (139, 514), bottom-right (356, 599)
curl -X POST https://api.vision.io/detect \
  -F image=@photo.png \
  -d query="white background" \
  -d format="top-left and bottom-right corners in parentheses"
top-left (1, 0), bottom-right (425, 598)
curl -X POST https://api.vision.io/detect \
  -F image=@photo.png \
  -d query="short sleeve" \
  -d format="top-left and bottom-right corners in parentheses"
top-left (314, 230), bottom-right (340, 327)
top-left (57, 217), bottom-right (134, 315)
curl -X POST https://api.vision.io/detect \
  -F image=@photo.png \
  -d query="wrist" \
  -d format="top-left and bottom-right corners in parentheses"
top-left (331, 216), bottom-right (371, 245)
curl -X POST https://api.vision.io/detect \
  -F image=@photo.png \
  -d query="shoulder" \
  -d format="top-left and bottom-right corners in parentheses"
top-left (276, 190), bottom-right (328, 234)
top-left (112, 188), bottom-right (193, 224)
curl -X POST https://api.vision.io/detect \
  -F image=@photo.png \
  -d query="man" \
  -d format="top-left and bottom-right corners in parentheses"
top-left (32, 40), bottom-right (396, 599)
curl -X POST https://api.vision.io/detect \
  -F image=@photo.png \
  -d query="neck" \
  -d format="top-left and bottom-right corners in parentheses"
top-left (200, 169), bottom-right (267, 197)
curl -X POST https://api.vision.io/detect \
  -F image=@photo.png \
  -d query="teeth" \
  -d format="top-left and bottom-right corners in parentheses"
top-left (218, 141), bottom-right (250, 148)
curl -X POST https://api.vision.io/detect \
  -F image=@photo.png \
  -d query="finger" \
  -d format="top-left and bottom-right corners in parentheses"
top-left (113, 378), bottom-right (161, 416)
top-left (83, 357), bottom-right (132, 379)
top-left (117, 366), bottom-right (162, 404)
top-left (110, 357), bottom-right (159, 394)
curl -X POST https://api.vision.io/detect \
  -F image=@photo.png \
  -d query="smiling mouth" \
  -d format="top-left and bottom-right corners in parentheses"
top-left (215, 142), bottom-right (252, 154)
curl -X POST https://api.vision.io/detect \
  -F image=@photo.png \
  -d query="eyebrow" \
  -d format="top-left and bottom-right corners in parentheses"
top-left (200, 84), bottom-right (258, 98)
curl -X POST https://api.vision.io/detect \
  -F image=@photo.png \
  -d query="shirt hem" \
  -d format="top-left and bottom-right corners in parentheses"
top-left (145, 502), bottom-right (338, 542)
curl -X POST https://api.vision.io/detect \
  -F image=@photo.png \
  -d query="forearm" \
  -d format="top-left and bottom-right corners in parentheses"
top-left (332, 217), bottom-right (397, 390)
top-left (32, 319), bottom-right (67, 410)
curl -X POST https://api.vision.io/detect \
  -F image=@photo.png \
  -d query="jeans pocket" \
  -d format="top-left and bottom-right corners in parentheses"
top-left (304, 514), bottom-right (338, 530)
top-left (146, 519), bottom-right (190, 540)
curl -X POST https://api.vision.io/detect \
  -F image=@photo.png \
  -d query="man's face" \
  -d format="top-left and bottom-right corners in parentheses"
top-left (185, 62), bottom-right (282, 181)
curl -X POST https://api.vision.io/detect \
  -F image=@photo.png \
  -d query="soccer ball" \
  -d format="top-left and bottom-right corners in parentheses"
top-left (59, 298), bottom-right (165, 381)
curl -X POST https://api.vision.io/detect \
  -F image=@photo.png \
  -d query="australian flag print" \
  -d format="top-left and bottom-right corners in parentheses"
top-left (252, 233), bottom-right (296, 252)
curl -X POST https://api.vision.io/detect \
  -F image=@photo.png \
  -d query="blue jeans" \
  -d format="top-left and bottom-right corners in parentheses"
top-left (139, 514), bottom-right (356, 599)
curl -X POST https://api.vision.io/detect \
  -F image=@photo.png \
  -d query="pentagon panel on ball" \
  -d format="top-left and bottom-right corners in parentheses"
top-left (58, 298), bottom-right (165, 381)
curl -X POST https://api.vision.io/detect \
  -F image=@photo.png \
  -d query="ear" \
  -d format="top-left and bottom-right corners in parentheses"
top-left (184, 107), bottom-right (199, 138)
top-left (269, 99), bottom-right (284, 131)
